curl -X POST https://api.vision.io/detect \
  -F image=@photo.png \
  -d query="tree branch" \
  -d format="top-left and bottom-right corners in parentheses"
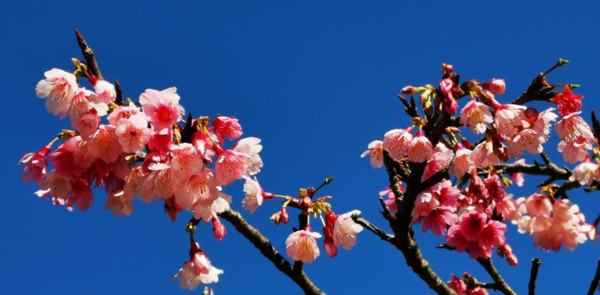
top-left (352, 214), bottom-right (394, 242)
top-left (587, 258), bottom-right (600, 295)
top-left (75, 29), bottom-right (103, 79)
top-left (219, 209), bottom-right (324, 295)
top-left (528, 258), bottom-right (541, 295)
top-left (476, 258), bottom-right (516, 295)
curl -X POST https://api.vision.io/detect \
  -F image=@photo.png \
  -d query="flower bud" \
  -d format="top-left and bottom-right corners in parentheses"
top-left (212, 216), bottom-right (226, 240)
top-left (483, 78), bottom-right (506, 95)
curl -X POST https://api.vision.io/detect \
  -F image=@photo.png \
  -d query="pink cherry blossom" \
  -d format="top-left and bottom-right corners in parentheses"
top-left (192, 190), bottom-right (232, 222)
top-left (450, 144), bottom-right (473, 178)
top-left (139, 87), bottom-right (185, 130)
top-left (361, 139), bottom-right (384, 168)
top-left (35, 68), bottom-right (78, 118)
top-left (323, 212), bottom-right (337, 257)
top-left (48, 140), bottom-right (88, 180)
top-left (71, 110), bottom-right (100, 139)
top-left (170, 143), bottom-right (204, 183)
top-left (493, 103), bottom-right (525, 135)
top-left (172, 245), bottom-right (223, 290)
top-left (232, 137), bottom-right (264, 177)
top-left (460, 98), bottom-right (493, 134)
top-left (439, 77), bottom-right (458, 115)
top-left (407, 130), bottom-right (433, 163)
top-left (212, 216), bottom-right (226, 241)
top-left (104, 186), bottom-right (135, 217)
top-left (19, 144), bottom-right (51, 184)
top-left (214, 149), bottom-right (246, 186)
top-left (382, 128), bottom-right (413, 161)
top-left (285, 228), bottom-right (322, 263)
top-left (470, 140), bottom-right (501, 168)
top-left (35, 170), bottom-right (72, 208)
top-left (570, 159), bottom-right (600, 186)
top-left (332, 210), bottom-right (363, 250)
top-left (242, 177), bottom-right (264, 213)
top-left (459, 211), bottom-right (487, 241)
top-left (87, 125), bottom-right (123, 163)
top-left (555, 112), bottom-right (593, 142)
top-left (114, 113), bottom-right (152, 153)
top-left (423, 147), bottom-right (453, 180)
top-left (148, 128), bottom-right (174, 154)
top-left (89, 77), bottom-right (116, 104)
top-left (213, 115), bottom-right (243, 142)
top-left (107, 102), bottom-right (142, 126)
top-left (557, 138), bottom-right (592, 164)
top-left (174, 169), bottom-right (219, 211)
top-left (379, 187), bottom-right (398, 213)
top-left (139, 163), bottom-right (174, 203)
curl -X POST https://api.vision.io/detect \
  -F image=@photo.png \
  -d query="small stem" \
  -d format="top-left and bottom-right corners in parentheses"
top-left (75, 29), bottom-right (103, 79)
top-left (313, 177), bottom-right (334, 194)
top-left (477, 258), bottom-right (516, 295)
top-left (543, 58), bottom-right (569, 76)
top-left (351, 214), bottom-right (394, 242)
top-left (528, 258), bottom-right (541, 295)
top-left (587, 258), bottom-right (600, 295)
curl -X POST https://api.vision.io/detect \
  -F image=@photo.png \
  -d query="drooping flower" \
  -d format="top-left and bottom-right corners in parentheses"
top-left (555, 112), bottom-right (594, 143)
top-left (361, 139), bottom-right (384, 168)
top-left (439, 77), bottom-right (458, 115)
top-left (89, 77), bottom-right (116, 104)
top-left (174, 169), bottom-right (219, 211)
top-left (557, 138), bottom-right (592, 164)
top-left (232, 137), bottom-right (263, 177)
top-left (460, 98), bottom-right (493, 134)
top-left (35, 68), bottom-right (78, 118)
top-left (570, 158), bottom-right (600, 186)
top-left (213, 115), bottom-right (243, 142)
top-left (214, 149), bottom-right (246, 186)
top-left (407, 130), bottom-right (433, 163)
top-left (382, 128), bottom-right (413, 161)
top-left (449, 144), bottom-right (473, 178)
top-left (172, 243), bottom-right (223, 290)
top-left (242, 177), bottom-right (264, 213)
top-left (19, 144), bottom-right (52, 184)
top-left (332, 210), bottom-right (363, 250)
top-left (493, 103), bottom-right (525, 135)
top-left (285, 228), bottom-right (322, 263)
top-left (87, 125), bottom-right (123, 163)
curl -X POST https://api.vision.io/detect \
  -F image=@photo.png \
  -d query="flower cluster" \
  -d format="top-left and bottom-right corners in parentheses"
top-left (363, 63), bottom-right (600, 266)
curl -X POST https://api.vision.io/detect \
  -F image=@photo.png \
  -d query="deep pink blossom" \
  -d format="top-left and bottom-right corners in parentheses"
top-left (213, 115), bottom-right (243, 142)
top-left (139, 87), bottom-right (185, 130)
top-left (19, 144), bottom-right (52, 184)
top-left (212, 216), bottom-right (226, 240)
top-left (423, 146), bottom-right (453, 180)
top-left (87, 125), bottom-right (123, 163)
top-left (552, 85), bottom-right (583, 116)
top-left (35, 68), bottom-right (78, 118)
top-left (169, 143), bottom-right (204, 183)
top-left (439, 77), bottom-right (458, 115)
top-left (482, 78), bottom-right (506, 95)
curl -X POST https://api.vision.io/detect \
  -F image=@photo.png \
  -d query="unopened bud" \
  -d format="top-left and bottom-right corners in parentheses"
top-left (212, 217), bottom-right (226, 240)
top-left (442, 63), bottom-right (454, 74)
top-left (280, 207), bottom-right (289, 224)
top-left (482, 78), bottom-right (506, 95)
top-left (270, 211), bottom-right (282, 225)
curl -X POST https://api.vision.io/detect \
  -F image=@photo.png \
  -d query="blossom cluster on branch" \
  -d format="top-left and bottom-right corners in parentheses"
top-left (361, 61), bottom-right (600, 294)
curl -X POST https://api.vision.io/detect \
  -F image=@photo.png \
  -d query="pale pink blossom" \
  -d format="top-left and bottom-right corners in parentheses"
top-left (361, 139), bottom-right (384, 168)
top-left (570, 159), bottom-right (600, 186)
top-left (470, 141), bottom-right (501, 168)
top-left (450, 144), bottom-right (473, 178)
top-left (87, 125), bottom-right (123, 163)
top-left (423, 147), bottom-right (453, 180)
top-left (115, 113), bottom-right (152, 153)
top-left (460, 98), bottom-right (493, 134)
top-left (192, 191), bottom-right (232, 222)
top-left (35, 170), bottom-right (72, 208)
top-left (172, 245), bottom-right (223, 290)
top-left (379, 187), bottom-right (398, 213)
top-left (332, 210), bottom-right (363, 250)
top-left (558, 139), bottom-right (592, 164)
top-left (69, 88), bottom-right (98, 120)
top-left (104, 187), bottom-right (135, 217)
top-left (174, 169), bottom-right (219, 211)
top-left (107, 102), bottom-right (142, 126)
top-left (509, 159), bottom-right (525, 187)
top-left (232, 137), bottom-right (263, 176)
top-left (35, 68), bottom-right (78, 118)
top-left (407, 130), bottom-right (433, 163)
top-left (139, 87), bottom-right (185, 130)
top-left (494, 103), bottom-right (525, 135)
top-left (555, 112), bottom-right (593, 142)
top-left (242, 177), bottom-right (263, 213)
top-left (214, 149), bottom-right (246, 186)
top-left (285, 228), bottom-right (322, 263)
top-left (89, 77), bottom-right (116, 104)
top-left (508, 129), bottom-right (544, 158)
top-left (496, 194), bottom-right (525, 222)
top-left (139, 163), bottom-right (174, 203)
top-left (213, 115), bottom-right (243, 142)
top-left (525, 107), bottom-right (558, 141)
top-left (169, 143), bottom-right (204, 183)
top-left (382, 128), bottom-right (413, 161)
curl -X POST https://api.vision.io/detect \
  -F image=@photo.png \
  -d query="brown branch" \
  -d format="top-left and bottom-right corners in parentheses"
top-left (493, 161), bottom-right (570, 179)
top-left (75, 29), bottom-right (103, 79)
top-left (587, 258), bottom-right (600, 295)
top-left (476, 258), bottom-right (516, 295)
top-left (352, 214), bottom-right (394, 242)
top-left (528, 258), bottom-right (541, 295)
top-left (219, 209), bottom-right (324, 295)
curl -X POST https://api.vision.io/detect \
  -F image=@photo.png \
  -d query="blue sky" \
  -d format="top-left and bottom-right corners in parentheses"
top-left (3, 1), bottom-right (600, 294)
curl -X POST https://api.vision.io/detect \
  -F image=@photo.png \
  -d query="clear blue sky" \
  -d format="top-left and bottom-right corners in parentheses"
top-left (3, 1), bottom-right (600, 294)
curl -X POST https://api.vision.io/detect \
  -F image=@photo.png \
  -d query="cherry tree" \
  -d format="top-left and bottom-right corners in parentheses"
top-left (20, 31), bottom-right (600, 294)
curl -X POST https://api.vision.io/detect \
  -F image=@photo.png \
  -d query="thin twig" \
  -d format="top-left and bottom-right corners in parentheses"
top-left (351, 214), bottom-right (394, 242)
top-left (477, 258), bottom-right (516, 295)
top-left (528, 258), bottom-right (541, 295)
top-left (587, 258), bottom-right (600, 295)
top-left (219, 209), bottom-right (324, 295)
top-left (75, 29), bottom-right (103, 79)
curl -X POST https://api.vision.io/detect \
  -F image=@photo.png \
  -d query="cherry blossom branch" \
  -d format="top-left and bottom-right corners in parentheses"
top-left (218, 209), bottom-right (324, 295)
top-left (587, 258), bottom-right (600, 295)
top-left (528, 258), bottom-right (541, 295)
top-left (75, 29), bottom-right (103, 79)
top-left (351, 214), bottom-right (394, 242)
top-left (476, 258), bottom-right (515, 295)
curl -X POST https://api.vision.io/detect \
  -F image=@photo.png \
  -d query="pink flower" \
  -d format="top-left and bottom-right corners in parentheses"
top-left (494, 103), bottom-right (525, 135)
top-left (423, 147), bottom-right (453, 180)
top-left (35, 68), bottom-right (78, 118)
top-left (447, 210), bottom-right (506, 259)
top-left (170, 143), bottom-right (204, 183)
top-left (555, 112), bottom-right (593, 143)
top-left (460, 98), bottom-right (493, 134)
top-left (114, 113), bottom-right (152, 153)
top-left (172, 244), bottom-right (223, 290)
top-left (192, 192), bottom-right (232, 222)
top-left (174, 169), bottom-right (219, 211)
top-left (148, 128), bottom-right (174, 154)
top-left (459, 211), bottom-right (487, 241)
top-left (332, 210), bottom-right (363, 250)
top-left (232, 137), bottom-right (263, 177)
top-left (570, 159), bottom-right (600, 186)
top-left (19, 144), bottom-right (52, 184)
top-left (35, 171), bottom-right (72, 208)
top-left (482, 78), bottom-right (506, 94)
top-left (213, 115), bottom-right (243, 142)
top-left (212, 216), bottom-right (226, 240)
top-left (407, 130), bottom-right (433, 163)
top-left (242, 177), bottom-right (264, 213)
top-left (361, 139), bottom-right (384, 168)
top-left (139, 163), bottom-right (174, 203)
top-left (508, 129), bottom-right (544, 158)
top-left (139, 87), bottom-right (185, 130)
top-left (87, 125), bottom-right (123, 163)
top-left (285, 228), bottom-right (322, 263)
top-left (89, 77), bottom-right (116, 104)
top-left (103, 187), bottom-right (135, 217)
top-left (552, 85), bottom-right (583, 116)
top-left (558, 138), bottom-right (592, 164)
top-left (439, 77), bottom-right (458, 115)
top-left (382, 128), bottom-right (413, 161)
top-left (509, 159), bottom-right (525, 187)
top-left (71, 110), bottom-right (100, 139)
top-left (470, 141), bottom-right (501, 168)
top-left (379, 187), bottom-right (398, 213)
top-left (214, 149), bottom-right (246, 186)
top-left (450, 144), bottom-right (473, 178)
top-left (107, 102), bottom-right (142, 126)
